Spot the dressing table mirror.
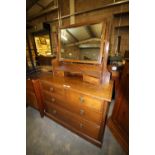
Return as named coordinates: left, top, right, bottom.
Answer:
left=52, top=20, right=111, bottom=85
left=59, top=22, right=105, bottom=64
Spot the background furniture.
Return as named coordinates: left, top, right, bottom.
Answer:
left=26, top=79, right=44, bottom=117
left=108, top=61, right=129, bottom=153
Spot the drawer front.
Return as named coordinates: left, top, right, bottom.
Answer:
left=41, top=81, right=64, bottom=97
left=43, top=90, right=102, bottom=125
left=26, top=91, right=38, bottom=109
left=67, top=90, right=103, bottom=113
left=45, top=101, right=69, bottom=123
left=74, top=106, right=102, bottom=125
left=45, top=101, right=100, bottom=140
left=82, top=120, right=100, bottom=139
left=43, top=90, right=77, bottom=112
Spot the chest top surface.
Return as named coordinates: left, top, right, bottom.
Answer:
left=36, top=72, right=113, bottom=102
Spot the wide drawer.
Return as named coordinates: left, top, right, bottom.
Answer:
left=67, top=90, right=103, bottom=113
left=43, top=90, right=102, bottom=125
left=42, top=90, right=78, bottom=112
left=41, top=81, right=65, bottom=97
left=45, top=101, right=100, bottom=139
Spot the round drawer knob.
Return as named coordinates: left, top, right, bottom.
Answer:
left=52, top=110, right=57, bottom=114
left=80, top=109, right=84, bottom=115
left=80, top=123, right=83, bottom=128
left=79, top=96, right=84, bottom=103
left=50, top=87, right=54, bottom=92
left=51, top=98, right=55, bottom=102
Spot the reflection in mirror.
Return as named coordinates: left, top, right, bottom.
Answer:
left=60, top=23, right=103, bottom=62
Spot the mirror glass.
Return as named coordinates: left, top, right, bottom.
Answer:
left=60, top=23, right=103, bottom=63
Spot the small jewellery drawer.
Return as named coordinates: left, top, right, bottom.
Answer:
left=67, top=90, right=103, bottom=113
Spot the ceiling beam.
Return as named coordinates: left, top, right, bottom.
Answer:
left=27, top=0, right=58, bottom=21
left=46, top=0, right=129, bottom=23
left=27, top=6, right=58, bottom=20
left=66, top=38, right=100, bottom=47
left=43, top=0, right=55, bottom=10
left=66, top=30, right=79, bottom=42
left=26, top=0, right=40, bottom=11
left=36, top=2, right=45, bottom=9
left=85, top=26, right=96, bottom=38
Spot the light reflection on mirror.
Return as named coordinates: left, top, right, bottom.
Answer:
left=60, top=23, right=103, bottom=61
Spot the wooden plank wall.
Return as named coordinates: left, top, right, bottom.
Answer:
left=27, top=0, right=129, bottom=56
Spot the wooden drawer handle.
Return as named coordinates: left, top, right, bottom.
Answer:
left=80, top=123, right=83, bottom=128
left=51, top=98, right=55, bottom=102
left=80, top=109, right=84, bottom=115
left=50, top=87, right=54, bottom=92
left=79, top=96, right=84, bottom=103
left=52, top=110, right=57, bottom=114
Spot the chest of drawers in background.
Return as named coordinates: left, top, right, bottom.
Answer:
left=40, top=78, right=113, bottom=146
left=26, top=79, right=44, bottom=117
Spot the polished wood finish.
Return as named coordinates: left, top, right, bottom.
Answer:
left=38, top=73, right=113, bottom=146
left=54, top=19, right=111, bottom=85
left=45, top=101, right=100, bottom=139
left=40, top=76, right=113, bottom=101
left=26, top=18, right=113, bottom=147
left=26, top=79, right=44, bottom=117
left=26, top=91, right=38, bottom=109
left=108, top=61, right=129, bottom=153
left=83, top=74, right=100, bottom=85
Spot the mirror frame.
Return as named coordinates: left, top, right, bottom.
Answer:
left=58, top=21, right=106, bottom=64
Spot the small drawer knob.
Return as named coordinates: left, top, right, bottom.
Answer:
left=52, top=110, right=57, bottom=114
left=50, top=87, right=54, bottom=92
left=51, top=98, right=55, bottom=102
left=80, top=109, right=84, bottom=115
left=79, top=96, right=84, bottom=103
left=80, top=123, right=83, bottom=128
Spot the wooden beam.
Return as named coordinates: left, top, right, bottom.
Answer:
left=36, top=2, right=45, bottom=9
left=26, top=0, right=40, bottom=11
left=66, top=29, right=79, bottom=42
left=70, top=0, right=75, bottom=24
left=27, top=6, right=58, bottom=20
left=43, top=0, right=55, bottom=10
left=66, top=38, right=100, bottom=47
left=43, top=0, right=129, bottom=23
left=85, top=26, right=96, bottom=38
